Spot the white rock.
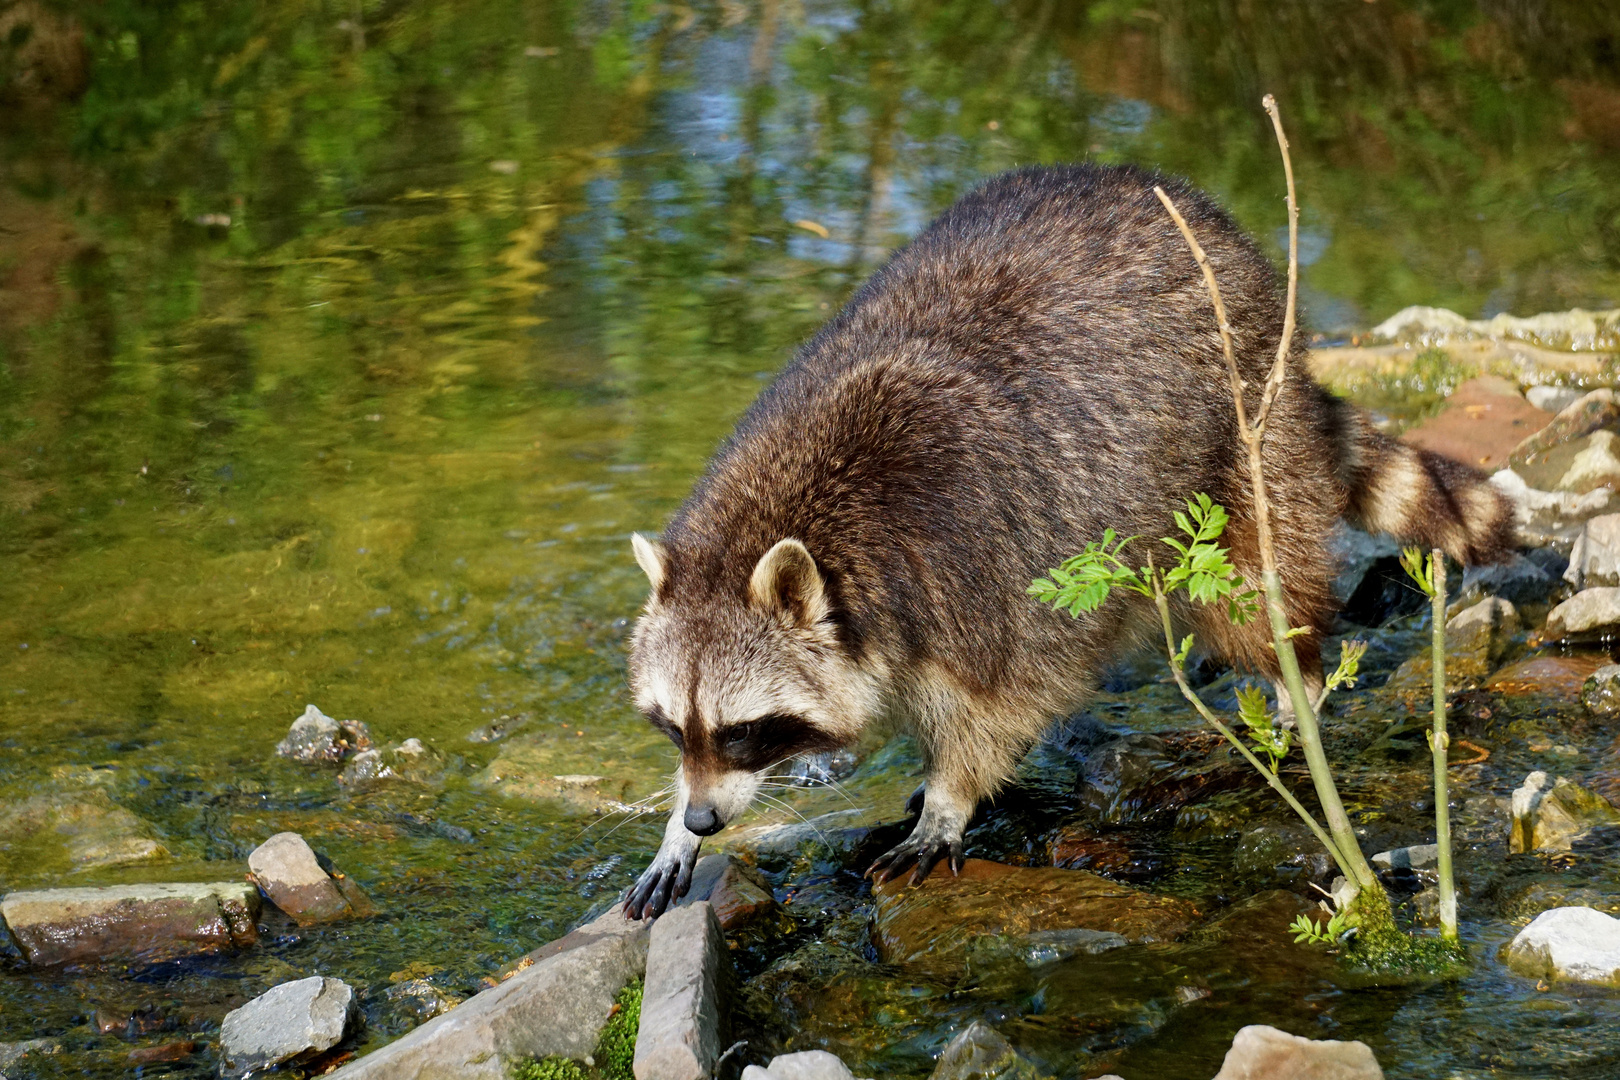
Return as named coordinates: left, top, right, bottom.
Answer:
left=741, top=1050, right=858, bottom=1080
left=219, top=976, right=355, bottom=1078
left=1566, top=514, right=1620, bottom=587
left=1545, top=587, right=1620, bottom=638
left=1505, top=906, right=1620, bottom=985
left=1211, top=1024, right=1384, bottom=1079
left=1492, top=469, right=1614, bottom=530
left=1528, top=385, right=1582, bottom=414
left=634, top=901, right=729, bottom=1080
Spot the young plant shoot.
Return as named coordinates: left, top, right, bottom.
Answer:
left=1401, top=546, right=1459, bottom=942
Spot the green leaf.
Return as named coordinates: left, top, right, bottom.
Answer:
left=1400, top=547, right=1435, bottom=597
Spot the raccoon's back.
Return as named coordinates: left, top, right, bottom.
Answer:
left=665, top=164, right=1292, bottom=595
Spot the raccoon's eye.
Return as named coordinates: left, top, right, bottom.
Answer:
left=724, top=722, right=756, bottom=748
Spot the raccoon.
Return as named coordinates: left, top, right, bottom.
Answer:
left=621, top=163, right=1513, bottom=919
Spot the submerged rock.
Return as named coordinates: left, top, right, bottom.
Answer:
left=871, top=860, right=1197, bottom=973
left=384, top=978, right=463, bottom=1025
left=1509, top=772, right=1620, bottom=853
left=742, top=1050, right=863, bottom=1080
left=219, top=976, right=356, bottom=1079
left=0, top=1039, right=59, bottom=1071
left=1485, top=653, right=1610, bottom=696
left=1582, top=664, right=1620, bottom=719
left=1211, top=1024, right=1384, bottom=1080
left=0, top=881, right=259, bottom=967
left=927, top=1021, right=1043, bottom=1080
left=337, top=739, right=444, bottom=787
left=248, top=832, right=375, bottom=924
left=635, top=901, right=730, bottom=1080
left=0, top=789, right=168, bottom=870
left=276, top=704, right=373, bottom=765
left=1504, top=906, right=1620, bottom=986
left=1545, top=588, right=1620, bottom=639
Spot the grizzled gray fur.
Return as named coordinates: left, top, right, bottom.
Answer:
left=622, top=163, right=1512, bottom=918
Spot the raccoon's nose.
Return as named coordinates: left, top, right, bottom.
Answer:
left=684, top=804, right=725, bottom=836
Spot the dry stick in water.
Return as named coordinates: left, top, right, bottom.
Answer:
left=1428, top=550, right=1459, bottom=940
left=1151, top=95, right=1383, bottom=900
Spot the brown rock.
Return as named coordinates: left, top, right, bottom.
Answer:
left=1048, top=829, right=1164, bottom=882
left=1212, top=1024, right=1384, bottom=1079
left=706, top=860, right=778, bottom=932
left=1485, top=654, right=1611, bottom=697
left=1400, top=376, right=1552, bottom=470
left=871, top=859, right=1197, bottom=972
left=128, top=1041, right=197, bottom=1065
left=248, top=832, right=371, bottom=925
left=0, top=882, right=259, bottom=967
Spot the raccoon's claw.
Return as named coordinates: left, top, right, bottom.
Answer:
left=865, top=832, right=963, bottom=886
left=622, top=850, right=696, bottom=920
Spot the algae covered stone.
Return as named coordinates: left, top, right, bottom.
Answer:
left=0, top=881, right=259, bottom=967
left=1509, top=772, right=1620, bottom=853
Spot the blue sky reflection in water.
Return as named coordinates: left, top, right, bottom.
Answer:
left=1, top=1, right=1620, bottom=1077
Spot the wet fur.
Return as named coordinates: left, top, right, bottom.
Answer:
left=622, top=163, right=1513, bottom=918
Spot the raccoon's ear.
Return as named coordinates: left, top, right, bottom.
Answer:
left=631, top=533, right=669, bottom=596
left=749, top=538, right=829, bottom=627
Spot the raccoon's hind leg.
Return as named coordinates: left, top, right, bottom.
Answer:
left=866, top=777, right=972, bottom=885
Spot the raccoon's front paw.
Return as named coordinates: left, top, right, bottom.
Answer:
left=623, top=849, right=697, bottom=920
left=865, top=827, right=963, bottom=886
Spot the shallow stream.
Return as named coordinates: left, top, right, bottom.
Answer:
left=3, top=2, right=1620, bottom=1077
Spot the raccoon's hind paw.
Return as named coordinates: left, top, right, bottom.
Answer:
left=865, top=829, right=963, bottom=887
left=622, top=849, right=696, bottom=920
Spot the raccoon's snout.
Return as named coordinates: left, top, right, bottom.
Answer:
left=684, top=803, right=726, bottom=836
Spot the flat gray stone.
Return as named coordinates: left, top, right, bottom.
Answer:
left=327, top=904, right=648, bottom=1079
left=220, top=976, right=355, bottom=1078
left=1211, top=1025, right=1383, bottom=1079
left=1372, top=845, right=1439, bottom=871
left=634, top=900, right=729, bottom=1080
left=1505, top=906, right=1620, bottom=985
left=0, top=882, right=259, bottom=967
left=1566, top=515, right=1620, bottom=588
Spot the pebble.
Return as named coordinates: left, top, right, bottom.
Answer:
left=1211, top=1024, right=1384, bottom=1080
left=1505, top=906, right=1620, bottom=985
left=219, top=976, right=356, bottom=1079
left=634, top=901, right=729, bottom=1080
left=1372, top=844, right=1439, bottom=871
left=0, top=882, right=259, bottom=967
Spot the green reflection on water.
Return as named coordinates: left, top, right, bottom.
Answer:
left=2, top=1, right=1620, bottom=1076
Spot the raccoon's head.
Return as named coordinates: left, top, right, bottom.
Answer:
left=626, top=533, right=876, bottom=837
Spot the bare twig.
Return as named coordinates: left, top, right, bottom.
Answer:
left=1154, top=186, right=1250, bottom=436
left=1154, top=98, right=1383, bottom=897
left=1256, top=94, right=1299, bottom=431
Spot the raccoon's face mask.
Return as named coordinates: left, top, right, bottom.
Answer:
left=626, top=534, right=871, bottom=835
